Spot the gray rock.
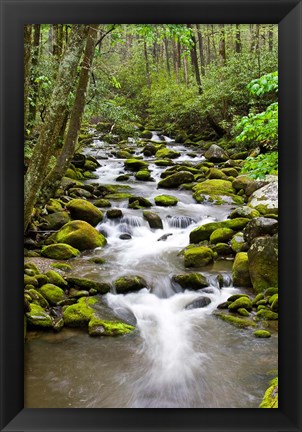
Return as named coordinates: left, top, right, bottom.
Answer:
left=243, top=217, right=278, bottom=243
left=185, top=297, right=211, bottom=310
left=248, top=181, right=278, bottom=214
left=204, top=144, right=229, bottom=162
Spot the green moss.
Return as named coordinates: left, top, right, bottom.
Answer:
left=63, top=297, right=97, bottom=327
left=45, top=270, right=68, bottom=288
left=259, top=377, right=278, bottom=408
left=232, top=252, right=251, bottom=287
left=26, top=303, right=52, bottom=328
left=45, top=198, right=63, bottom=213
left=252, top=293, right=264, bottom=305
left=51, top=263, right=72, bottom=271
left=105, top=193, right=133, bottom=200
left=24, top=262, right=40, bottom=274
left=254, top=330, right=271, bottom=338
left=24, top=275, right=38, bottom=287
left=268, top=293, right=278, bottom=305
left=154, top=195, right=179, bottom=207
left=213, top=243, right=233, bottom=255
left=27, top=288, right=49, bottom=308
left=94, top=199, right=112, bottom=208
left=154, top=159, right=174, bottom=167
left=90, top=257, right=106, bottom=264
left=65, top=277, right=111, bottom=294
left=124, top=159, right=148, bottom=171
left=184, top=246, right=214, bottom=268
left=215, top=312, right=255, bottom=328
left=264, top=287, right=278, bottom=297
left=56, top=220, right=106, bottom=251
left=237, top=308, right=250, bottom=317
left=228, top=296, right=252, bottom=311
left=158, top=171, right=194, bottom=188
left=172, top=273, right=208, bottom=290
left=41, top=243, right=80, bottom=260
left=88, top=316, right=135, bottom=336
left=39, top=284, right=66, bottom=304
left=66, top=199, right=104, bottom=226
left=227, top=294, right=250, bottom=302
left=155, top=148, right=180, bottom=159
left=256, top=309, right=278, bottom=320
left=190, top=218, right=249, bottom=243
left=231, top=232, right=248, bottom=253
left=271, top=296, right=278, bottom=312
left=205, top=168, right=228, bottom=180
left=114, top=275, right=147, bottom=293
left=210, top=228, right=235, bottom=244
left=135, top=170, right=151, bottom=181
left=192, top=179, right=243, bottom=204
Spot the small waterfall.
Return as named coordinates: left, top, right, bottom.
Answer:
left=166, top=215, right=196, bottom=229
left=151, top=131, right=165, bottom=142
left=120, top=215, right=145, bottom=228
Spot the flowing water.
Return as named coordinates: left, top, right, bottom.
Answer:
left=24, top=132, right=278, bottom=408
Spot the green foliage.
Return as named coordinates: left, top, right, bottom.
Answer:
left=241, top=152, right=278, bottom=179
left=247, top=71, right=278, bottom=96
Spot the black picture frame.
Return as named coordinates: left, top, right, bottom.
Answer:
left=0, top=0, right=301, bottom=431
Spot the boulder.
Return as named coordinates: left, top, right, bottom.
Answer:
left=229, top=206, right=260, bottom=220
left=248, top=234, right=278, bottom=293
left=205, top=168, right=228, bottom=180
left=158, top=171, right=194, bottom=188
left=44, top=270, right=68, bottom=288
left=63, top=297, right=98, bottom=327
left=65, top=276, right=111, bottom=294
left=192, top=179, right=243, bottom=204
left=210, top=228, right=235, bottom=244
left=172, top=273, right=208, bottom=290
left=66, top=199, right=104, bottom=226
left=114, top=275, right=147, bottom=293
left=124, top=159, right=148, bottom=171
left=39, top=211, right=70, bottom=230
left=243, top=217, right=278, bottom=243
left=68, top=187, right=92, bottom=199
left=41, top=243, right=80, bottom=260
left=230, top=232, right=249, bottom=253
left=185, top=297, right=211, bottom=309
left=228, top=296, right=252, bottom=311
left=143, top=143, right=157, bottom=156
left=135, top=170, right=152, bottom=181
left=155, top=148, right=180, bottom=159
left=106, top=209, right=123, bottom=219
left=248, top=181, right=278, bottom=215
left=143, top=211, right=163, bottom=229
left=232, top=252, right=251, bottom=287
left=154, top=195, right=178, bottom=206
left=55, top=220, right=107, bottom=251
left=184, top=246, right=214, bottom=268
left=26, top=304, right=52, bottom=328
left=189, top=218, right=249, bottom=243
left=204, top=144, right=229, bottom=162
left=94, top=199, right=112, bottom=208
left=128, top=196, right=152, bottom=208
left=39, top=283, right=66, bottom=304
left=88, top=316, right=135, bottom=336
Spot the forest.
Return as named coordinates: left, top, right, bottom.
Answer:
left=24, top=24, right=278, bottom=409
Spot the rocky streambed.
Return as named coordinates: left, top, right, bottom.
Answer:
left=24, top=129, right=278, bottom=408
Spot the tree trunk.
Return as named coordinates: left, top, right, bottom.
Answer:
left=163, top=36, right=171, bottom=77
left=144, top=41, right=151, bottom=88
left=24, top=24, right=32, bottom=134
left=187, top=24, right=202, bottom=94
left=183, top=51, right=188, bottom=86
left=39, top=24, right=99, bottom=205
left=28, top=24, right=41, bottom=126
left=235, top=24, right=242, bottom=53
left=268, top=24, right=274, bottom=52
left=219, top=24, right=226, bottom=64
left=24, top=25, right=89, bottom=232
left=206, top=25, right=211, bottom=65
left=196, top=24, right=205, bottom=76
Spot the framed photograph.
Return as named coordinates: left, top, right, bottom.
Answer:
left=1, top=0, right=301, bottom=431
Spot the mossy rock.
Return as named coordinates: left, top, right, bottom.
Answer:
left=106, top=209, right=123, bottom=219
left=221, top=167, right=239, bottom=177
left=158, top=171, right=194, bottom=188
left=237, top=308, right=250, bottom=317
left=45, top=270, right=68, bottom=288
left=24, top=262, right=40, bottom=274
left=88, top=316, right=135, bottom=337
left=155, top=148, right=180, bottom=159
left=210, top=228, right=235, bottom=244
left=63, top=297, right=98, bottom=327
left=65, top=168, right=79, bottom=180
left=55, top=220, right=107, bottom=251
left=204, top=144, right=229, bottom=162
left=66, top=199, right=104, bottom=226
left=128, top=196, right=152, bottom=208
left=172, top=273, right=208, bottom=290
left=39, top=283, right=66, bottom=305
left=105, top=193, right=133, bottom=200
left=192, top=179, right=243, bottom=205
left=231, top=232, right=249, bottom=253
left=35, top=274, right=49, bottom=286
left=232, top=175, right=254, bottom=191
left=189, top=218, right=249, bottom=243
left=116, top=150, right=133, bottom=159
left=154, top=195, right=178, bottom=207
left=51, top=263, right=72, bottom=271
left=24, top=275, right=38, bottom=287
left=116, top=174, right=130, bottom=181
left=259, top=377, right=278, bottom=408
left=228, top=296, right=252, bottom=311
left=45, top=198, right=64, bottom=213
left=254, top=330, right=271, bottom=338
left=252, top=293, right=264, bottom=306
left=93, top=199, right=111, bottom=208
left=271, top=295, right=278, bottom=312
left=184, top=246, right=214, bottom=268
left=205, top=168, right=228, bottom=180
left=135, top=170, right=152, bottom=181
left=215, top=312, right=255, bottom=328
left=27, top=288, right=49, bottom=308
left=232, top=252, right=251, bottom=287
left=68, top=187, right=92, bottom=199
left=213, top=243, right=233, bottom=255
left=154, top=159, right=174, bottom=167
left=248, top=234, right=278, bottom=293
left=26, top=303, right=52, bottom=328
left=114, top=275, right=147, bottom=293
left=41, top=243, right=80, bottom=260
left=40, top=211, right=70, bottom=230
left=227, top=294, right=250, bottom=302
left=264, top=287, right=278, bottom=297
left=256, top=309, right=278, bottom=320
left=65, top=277, right=111, bottom=294
left=124, top=159, right=148, bottom=172
left=143, top=211, right=163, bottom=229
left=229, top=206, right=260, bottom=220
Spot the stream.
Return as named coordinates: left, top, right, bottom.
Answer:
left=24, top=132, right=278, bottom=408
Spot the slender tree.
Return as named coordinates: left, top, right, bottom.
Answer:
left=187, top=24, right=202, bottom=94
left=235, top=24, right=242, bottom=53
left=39, top=24, right=99, bottom=205
left=28, top=24, right=41, bottom=126
left=24, top=25, right=89, bottom=232
left=24, top=24, right=32, bottom=133
left=196, top=24, right=205, bottom=76
left=219, top=24, right=226, bottom=64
